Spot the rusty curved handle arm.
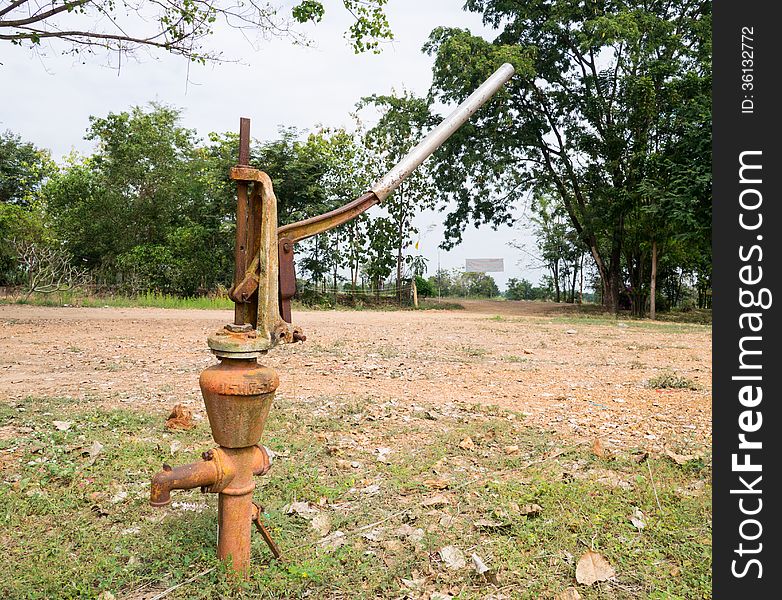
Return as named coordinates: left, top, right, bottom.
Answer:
left=277, top=191, right=379, bottom=245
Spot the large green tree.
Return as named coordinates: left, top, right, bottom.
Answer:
left=424, top=0, right=711, bottom=311
left=43, top=104, right=233, bottom=294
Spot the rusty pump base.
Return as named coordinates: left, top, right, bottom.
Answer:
left=149, top=357, right=281, bottom=575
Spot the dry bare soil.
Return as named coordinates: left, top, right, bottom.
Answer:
left=0, top=301, right=711, bottom=454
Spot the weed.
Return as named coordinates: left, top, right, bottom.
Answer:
left=646, top=372, right=698, bottom=390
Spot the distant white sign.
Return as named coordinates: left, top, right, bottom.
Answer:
left=465, top=258, right=504, bottom=273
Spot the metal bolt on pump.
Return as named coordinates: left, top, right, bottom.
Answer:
left=148, top=63, right=515, bottom=578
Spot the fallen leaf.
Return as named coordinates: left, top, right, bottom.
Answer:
left=395, top=524, right=425, bottom=543
left=471, top=553, right=489, bottom=574
left=519, top=503, right=543, bottom=517
left=317, top=530, right=346, bottom=551
left=439, top=545, right=466, bottom=570
left=286, top=501, right=319, bottom=518
left=591, top=438, right=606, bottom=458
left=503, top=445, right=520, bottom=455
left=430, top=594, right=453, bottom=600
left=382, top=539, right=404, bottom=552
left=400, top=576, right=426, bottom=590
left=421, top=494, right=450, bottom=508
left=458, top=437, right=475, bottom=450
left=470, top=553, right=499, bottom=584
left=630, top=507, right=646, bottom=530
left=575, top=550, right=615, bottom=585
left=439, top=514, right=457, bottom=527
left=376, top=447, right=393, bottom=464
left=554, top=587, right=581, bottom=600
left=665, top=448, right=700, bottom=465
left=423, top=478, right=450, bottom=490
left=53, top=420, right=73, bottom=431
left=361, top=528, right=386, bottom=542
left=311, top=512, right=331, bottom=536
left=631, top=451, right=649, bottom=464
left=474, top=518, right=510, bottom=531
left=83, top=441, right=103, bottom=465
left=110, top=490, right=127, bottom=504
left=169, top=440, right=182, bottom=456
left=164, top=404, right=194, bottom=430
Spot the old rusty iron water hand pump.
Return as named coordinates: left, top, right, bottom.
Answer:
left=148, top=63, right=515, bottom=578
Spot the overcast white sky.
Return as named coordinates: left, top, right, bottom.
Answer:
left=1, top=0, right=544, bottom=287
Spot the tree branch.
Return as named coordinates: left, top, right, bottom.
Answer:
left=0, top=1, right=89, bottom=27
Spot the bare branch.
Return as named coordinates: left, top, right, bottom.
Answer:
left=0, top=1, right=89, bottom=28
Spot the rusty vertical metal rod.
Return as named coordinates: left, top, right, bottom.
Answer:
left=217, top=491, right=254, bottom=576
left=234, top=117, right=253, bottom=325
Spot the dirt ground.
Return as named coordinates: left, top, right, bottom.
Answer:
left=0, top=301, right=711, bottom=454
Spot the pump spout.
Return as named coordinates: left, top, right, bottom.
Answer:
left=149, top=459, right=219, bottom=507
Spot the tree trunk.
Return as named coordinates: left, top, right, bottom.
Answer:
left=578, top=252, right=584, bottom=304
left=333, top=264, right=338, bottom=305
left=570, top=260, right=578, bottom=303
left=650, top=240, right=657, bottom=320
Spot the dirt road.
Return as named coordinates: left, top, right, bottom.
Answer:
left=0, top=303, right=711, bottom=453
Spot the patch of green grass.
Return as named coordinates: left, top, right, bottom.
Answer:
left=7, top=291, right=235, bottom=310
left=459, top=345, right=488, bottom=358
left=528, top=311, right=711, bottom=333
left=0, top=395, right=711, bottom=599
left=646, top=372, right=699, bottom=390
left=502, top=355, right=528, bottom=363
left=415, top=300, right=465, bottom=310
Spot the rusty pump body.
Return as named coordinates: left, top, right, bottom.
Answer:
left=148, top=63, right=515, bottom=578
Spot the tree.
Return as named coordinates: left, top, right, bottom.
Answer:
left=505, top=277, right=533, bottom=301
left=362, top=216, right=396, bottom=297
left=0, top=0, right=392, bottom=62
left=461, top=271, right=499, bottom=297
left=424, top=0, right=711, bottom=312
left=44, top=105, right=203, bottom=275
left=42, top=103, right=239, bottom=295
left=302, top=127, right=374, bottom=293
left=530, top=194, right=583, bottom=303
left=1, top=131, right=55, bottom=283
left=13, top=238, right=87, bottom=300
left=359, top=91, right=436, bottom=301
left=1, top=130, right=54, bottom=207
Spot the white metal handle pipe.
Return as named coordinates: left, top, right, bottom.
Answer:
left=370, top=62, right=515, bottom=202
